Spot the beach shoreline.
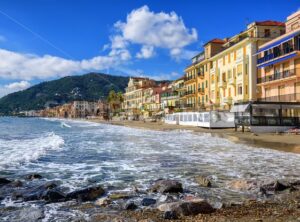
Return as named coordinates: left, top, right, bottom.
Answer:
left=88, top=118, right=300, bottom=154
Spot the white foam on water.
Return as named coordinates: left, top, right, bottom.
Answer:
left=60, top=122, right=71, bottom=128
left=0, top=132, right=64, bottom=169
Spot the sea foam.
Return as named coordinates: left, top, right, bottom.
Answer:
left=0, top=132, right=64, bottom=169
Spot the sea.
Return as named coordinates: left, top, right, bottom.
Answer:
left=0, top=117, right=300, bottom=221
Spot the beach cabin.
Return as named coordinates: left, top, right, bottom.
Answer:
left=164, top=111, right=235, bottom=128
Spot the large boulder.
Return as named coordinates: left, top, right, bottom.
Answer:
left=18, top=181, right=59, bottom=201
left=25, top=174, right=43, bottom=180
left=66, top=185, right=105, bottom=201
left=18, top=207, right=44, bottom=221
left=195, top=176, right=212, bottom=187
left=260, top=180, right=291, bottom=194
left=0, top=178, right=11, bottom=186
left=158, top=200, right=215, bottom=216
left=124, top=201, right=138, bottom=210
left=227, top=179, right=258, bottom=191
left=141, top=198, right=156, bottom=206
left=150, top=179, right=183, bottom=193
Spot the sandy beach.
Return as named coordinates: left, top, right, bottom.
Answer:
left=90, top=119, right=300, bottom=154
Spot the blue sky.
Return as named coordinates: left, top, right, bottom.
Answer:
left=0, top=0, right=299, bottom=97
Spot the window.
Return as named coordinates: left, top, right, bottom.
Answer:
left=228, top=54, right=231, bottom=63
left=237, top=64, right=243, bottom=76
left=223, top=57, right=225, bottom=65
left=238, top=84, right=243, bottom=95
left=206, top=80, right=208, bottom=88
left=245, top=64, right=248, bottom=75
left=264, top=29, right=270, bottom=37
left=228, top=88, right=231, bottom=97
left=206, top=95, right=208, bottom=102
left=245, top=85, right=248, bottom=95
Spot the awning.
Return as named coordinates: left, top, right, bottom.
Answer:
left=252, top=104, right=281, bottom=109
left=257, top=52, right=297, bottom=68
left=257, top=30, right=300, bottom=54
left=230, top=104, right=250, bottom=113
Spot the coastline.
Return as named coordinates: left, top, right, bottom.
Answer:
left=89, top=118, right=300, bottom=154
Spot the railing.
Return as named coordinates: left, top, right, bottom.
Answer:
left=218, top=81, right=227, bottom=87
left=185, top=90, right=196, bottom=95
left=251, top=116, right=300, bottom=126
left=257, top=69, right=297, bottom=84
left=257, top=93, right=300, bottom=102
left=257, top=44, right=298, bottom=64
left=198, top=88, right=204, bottom=93
left=185, top=75, right=196, bottom=81
left=198, top=72, right=204, bottom=78
left=228, top=78, right=236, bottom=85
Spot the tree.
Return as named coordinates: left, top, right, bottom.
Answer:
left=107, top=90, right=124, bottom=115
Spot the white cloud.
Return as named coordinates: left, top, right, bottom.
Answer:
left=111, top=5, right=197, bottom=60
left=136, top=45, right=155, bottom=59
left=5, top=80, right=31, bottom=90
left=0, top=48, right=126, bottom=80
left=0, top=80, right=31, bottom=98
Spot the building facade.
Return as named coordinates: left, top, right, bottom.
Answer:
left=256, top=11, right=300, bottom=103
left=123, top=77, right=156, bottom=117
left=208, top=21, right=285, bottom=110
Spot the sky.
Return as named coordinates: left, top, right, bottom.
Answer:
left=0, top=0, right=299, bottom=98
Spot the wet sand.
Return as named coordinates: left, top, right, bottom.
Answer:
left=89, top=119, right=300, bottom=154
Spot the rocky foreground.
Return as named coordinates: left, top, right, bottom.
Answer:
left=1, top=174, right=300, bottom=221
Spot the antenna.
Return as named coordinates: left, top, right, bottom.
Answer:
left=245, top=17, right=250, bottom=27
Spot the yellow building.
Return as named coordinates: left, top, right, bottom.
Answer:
left=123, top=77, right=156, bottom=117
left=183, top=63, right=197, bottom=110
left=208, top=21, right=285, bottom=110
left=184, top=39, right=225, bottom=111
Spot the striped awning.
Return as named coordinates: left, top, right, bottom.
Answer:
left=257, top=52, right=297, bottom=68
left=257, top=30, right=300, bottom=54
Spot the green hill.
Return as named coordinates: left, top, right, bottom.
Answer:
left=0, top=73, right=129, bottom=115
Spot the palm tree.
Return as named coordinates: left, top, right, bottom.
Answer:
left=107, top=90, right=124, bottom=115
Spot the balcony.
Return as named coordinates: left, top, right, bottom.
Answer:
left=257, top=93, right=300, bottom=102
left=185, top=75, right=196, bottom=82
left=185, top=90, right=196, bottom=96
left=198, top=72, right=204, bottom=79
left=257, top=44, right=298, bottom=65
left=198, top=88, right=205, bottom=94
left=218, top=81, right=227, bottom=88
left=222, top=96, right=233, bottom=104
left=228, top=78, right=236, bottom=85
left=257, top=69, right=297, bottom=84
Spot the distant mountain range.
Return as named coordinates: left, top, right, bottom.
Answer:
left=0, top=73, right=130, bottom=115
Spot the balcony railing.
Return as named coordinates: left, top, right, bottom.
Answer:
left=257, top=93, right=300, bottom=102
left=198, top=88, right=204, bottom=94
left=257, top=44, right=298, bottom=65
left=228, top=78, right=236, bottom=85
left=185, top=90, right=196, bottom=96
left=185, top=75, right=196, bottom=81
left=218, top=81, right=227, bottom=88
left=198, top=72, right=204, bottom=78
left=257, top=69, right=297, bottom=84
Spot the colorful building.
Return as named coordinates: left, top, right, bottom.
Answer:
left=123, top=77, right=156, bottom=118
left=256, top=10, right=300, bottom=102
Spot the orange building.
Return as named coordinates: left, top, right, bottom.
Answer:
left=256, top=10, right=300, bottom=102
